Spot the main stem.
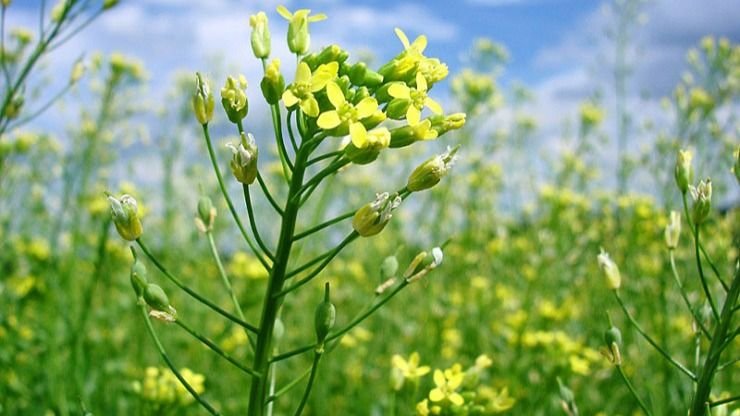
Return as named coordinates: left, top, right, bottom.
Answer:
left=247, top=146, right=308, bottom=416
left=689, top=266, right=740, bottom=416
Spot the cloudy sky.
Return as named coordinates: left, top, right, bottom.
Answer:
left=7, top=0, right=740, bottom=193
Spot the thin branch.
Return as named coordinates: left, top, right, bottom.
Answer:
left=293, top=210, right=355, bottom=241
left=243, top=184, right=275, bottom=260
left=175, top=319, right=260, bottom=378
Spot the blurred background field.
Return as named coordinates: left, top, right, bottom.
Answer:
left=0, top=0, right=738, bottom=415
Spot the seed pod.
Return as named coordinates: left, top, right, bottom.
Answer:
left=352, top=192, right=402, bottom=237
left=108, top=194, right=143, bottom=241
left=407, top=147, right=458, bottom=192
left=314, top=282, right=336, bottom=345
left=226, top=133, right=259, bottom=185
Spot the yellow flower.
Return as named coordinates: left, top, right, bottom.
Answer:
left=391, top=352, right=431, bottom=390
left=429, top=369, right=464, bottom=406
left=282, top=61, right=337, bottom=117
left=388, top=73, right=443, bottom=126
left=479, top=386, right=516, bottom=412
left=317, top=81, right=382, bottom=147
left=597, top=248, right=621, bottom=290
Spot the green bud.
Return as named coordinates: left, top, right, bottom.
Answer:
left=192, top=72, right=215, bottom=125
left=674, top=149, right=693, bottom=194
left=344, top=127, right=391, bottom=165
left=143, top=283, right=171, bottom=312
left=556, top=377, right=578, bottom=415
left=429, top=113, right=467, bottom=136
left=195, top=195, right=216, bottom=233
left=604, top=326, right=622, bottom=347
left=107, top=194, right=143, bottom=241
left=103, top=0, right=119, bottom=10
left=690, top=178, right=712, bottom=225
left=386, top=98, right=411, bottom=120
left=352, top=192, right=402, bottom=237
left=226, top=133, right=259, bottom=185
left=348, top=62, right=367, bottom=85
left=314, top=282, right=335, bottom=345
left=362, top=68, right=384, bottom=88
left=260, top=59, right=285, bottom=105
left=664, top=210, right=681, bottom=249
left=249, top=12, right=271, bottom=59
left=407, top=146, right=458, bottom=192
left=603, top=326, right=622, bottom=365
left=130, top=258, right=148, bottom=298
left=277, top=6, right=327, bottom=55
left=220, top=75, right=249, bottom=123
left=306, top=45, right=348, bottom=69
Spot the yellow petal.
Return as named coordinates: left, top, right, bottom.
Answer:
left=388, top=83, right=410, bottom=99
left=429, top=388, right=445, bottom=402
left=425, top=97, right=443, bottom=115
left=448, top=373, right=463, bottom=389
left=355, top=97, right=378, bottom=119
left=301, top=96, right=319, bottom=117
left=317, top=110, right=341, bottom=130
left=433, top=370, right=445, bottom=387
left=411, top=35, right=428, bottom=53
left=282, top=89, right=299, bottom=107
left=276, top=5, right=292, bottom=20
left=311, top=62, right=338, bottom=91
left=449, top=392, right=465, bottom=406
left=308, top=13, right=327, bottom=22
left=417, top=365, right=431, bottom=376
left=391, top=355, right=405, bottom=369
left=326, top=82, right=345, bottom=108
left=295, top=62, right=311, bottom=84
left=406, top=105, right=421, bottom=126
left=350, top=122, right=368, bottom=148
left=394, top=27, right=410, bottom=49
left=416, top=72, right=428, bottom=92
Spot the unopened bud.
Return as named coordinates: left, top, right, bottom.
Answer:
left=277, top=6, right=327, bottom=55
left=221, top=75, right=249, bottom=123
left=70, top=59, right=86, bottom=84
left=314, top=282, right=335, bottom=347
left=674, top=149, right=693, bottom=194
left=407, top=146, right=458, bottom=192
left=597, top=249, right=621, bottom=290
left=249, top=12, right=271, bottom=59
left=261, top=59, right=285, bottom=105
left=226, top=133, right=259, bottom=185
left=130, top=257, right=148, bottom=298
left=389, top=119, right=438, bottom=148
left=690, top=178, right=712, bottom=225
left=108, top=193, right=143, bottom=241
left=352, top=192, right=402, bottom=237
left=195, top=195, right=216, bottom=233
left=192, top=72, right=215, bottom=125
left=143, top=283, right=173, bottom=313
left=603, top=325, right=622, bottom=365
left=429, top=113, right=466, bottom=136
left=664, top=210, right=681, bottom=249
left=344, top=128, right=390, bottom=165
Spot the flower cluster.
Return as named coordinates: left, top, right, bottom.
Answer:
left=132, top=366, right=205, bottom=407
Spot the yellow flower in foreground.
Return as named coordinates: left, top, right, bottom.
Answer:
left=388, top=73, right=443, bottom=125
left=317, top=81, right=382, bottom=147
left=392, top=352, right=431, bottom=388
left=429, top=369, right=464, bottom=406
left=282, top=61, right=337, bottom=117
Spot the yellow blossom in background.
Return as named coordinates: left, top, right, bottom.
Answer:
left=391, top=352, right=431, bottom=390
left=429, top=368, right=464, bottom=406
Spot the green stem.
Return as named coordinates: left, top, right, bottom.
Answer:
left=682, top=193, right=728, bottom=292
left=710, top=395, right=740, bottom=407
left=689, top=265, right=740, bottom=416
left=206, top=231, right=255, bottom=349
left=296, top=158, right=349, bottom=202
left=614, top=291, right=696, bottom=380
left=694, top=224, right=720, bottom=321
left=293, top=352, right=322, bottom=416
left=616, top=365, right=653, bottom=415
left=264, top=365, right=313, bottom=404
left=257, top=172, right=284, bottom=215
left=174, top=319, right=260, bottom=378
left=136, top=239, right=258, bottom=333
left=138, top=306, right=221, bottom=415
left=274, top=232, right=358, bottom=298
left=669, top=250, right=712, bottom=339
left=201, top=123, right=271, bottom=270
left=292, top=210, right=355, bottom=241
left=307, top=151, right=343, bottom=166
left=243, top=184, right=275, bottom=260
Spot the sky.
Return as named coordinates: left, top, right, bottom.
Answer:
left=6, top=0, right=740, bottom=195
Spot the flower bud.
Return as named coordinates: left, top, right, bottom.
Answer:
left=674, top=149, right=693, bottom=194
left=664, top=210, right=681, bottom=249
left=70, top=59, right=86, bottom=84
left=429, top=113, right=466, bottom=136
left=690, top=178, right=712, bottom=225
left=195, top=195, right=216, bottom=233
left=385, top=98, right=411, bottom=120
left=260, top=59, right=285, bottom=105
left=143, top=283, right=171, bottom=312
left=249, top=12, right=271, bottom=59
left=276, top=6, right=327, bottom=55
left=130, top=257, right=148, bottom=298
left=557, top=377, right=578, bottom=416
left=192, top=72, right=215, bottom=125
left=597, top=249, right=621, bottom=290
left=344, top=128, right=390, bottom=165
left=389, top=119, right=438, bottom=148
left=226, top=133, right=259, bottom=185
left=352, top=192, right=402, bottom=237
left=407, top=146, right=458, bottom=192
left=108, top=193, right=143, bottom=241
left=348, top=62, right=367, bottom=85
left=304, top=45, right=348, bottom=70
left=314, top=282, right=335, bottom=347
left=603, top=326, right=622, bottom=365
left=220, top=75, right=249, bottom=123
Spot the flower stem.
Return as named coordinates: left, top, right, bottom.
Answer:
left=615, top=365, right=653, bottom=416
left=293, top=351, right=322, bottom=416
